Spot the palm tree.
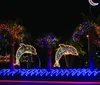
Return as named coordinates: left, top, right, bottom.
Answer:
left=35, top=32, right=59, bottom=70
left=0, top=21, right=25, bottom=70
left=72, top=18, right=99, bottom=69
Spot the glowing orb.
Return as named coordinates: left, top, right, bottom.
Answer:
left=14, top=43, right=37, bottom=66
left=53, top=44, right=79, bottom=67
left=88, top=0, right=99, bottom=6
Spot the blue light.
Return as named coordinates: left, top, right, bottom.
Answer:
left=0, top=68, right=100, bottom=79
left=0, top=35, right=3, bottom=39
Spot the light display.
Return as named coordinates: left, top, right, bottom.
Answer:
left=66, top=40, right=86, bottom=56
left=72, top=22, right=90, bottom=42
left=72, top=20, right=100, bottom=68
left=0, top=23, right=25, bottom=69
left=88, top=0, right=99, bottom=6
left=0, top=24, right=24, bottom=40
left=0, top=54, right=10, bottom=62
left=36, top=33, right=58, bottom=48
left=72, top=21, right=97, bottom=42
left=14, top=43, right=37, bottom=66
left=72, top=21, right=100, bottom=47
left=53, top=44, right=79, bottom=67
left=95, top=26, right=100, bottom=35
left=0, top=68, right=99, bottom=80
left=36, top=33, right=59, bottom=69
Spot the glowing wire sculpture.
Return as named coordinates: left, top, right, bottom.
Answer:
left=53, top=44, right=79, bottom=67
left=88, top=0, right=99, bottom=6
left=14, top=43, right=37, bottom=66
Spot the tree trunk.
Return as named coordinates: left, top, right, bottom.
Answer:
left=88, top=29, right=95, bottom=69
left=47, top=48, right=52, bottom=70
left=10, top=37, right=15, bottom=70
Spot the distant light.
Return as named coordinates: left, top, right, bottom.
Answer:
left=0, top=35, right=3, bottom=39
left=86, top=35, right=89, bottom=38
left=96, top=52, right=98, bottom=55
left=96, top=51, right=99, bottom=55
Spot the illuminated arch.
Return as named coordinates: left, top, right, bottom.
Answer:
left=14, top=43, right=37, bottom=66
left=53, top=44, right=79, bottom=67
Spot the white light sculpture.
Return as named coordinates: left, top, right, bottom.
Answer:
left=88, top=0, right=99, bottom=6
left=53, top=44, right=79, bottom=67
left=14, top=43, right=37, bottom=66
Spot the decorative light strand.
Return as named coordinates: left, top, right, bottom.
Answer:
left=72, top=21, right=97, bottom=42
left=0, top=68, right=99, bottom=77
left=53, top=44, right=79, bottom=67
left=14, top=43, right=37, bottom=66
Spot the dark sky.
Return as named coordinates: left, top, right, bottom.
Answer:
left=0, top=0, right=99, bottom=42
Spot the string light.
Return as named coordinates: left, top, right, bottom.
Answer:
left=36, top=33, right=58, bottom=48
left=72, top=21, right=97, bottom=42
left=14, top=43, right=37, bottom=66
left=0, top=68, right=99, bottom=78
left=53, top=44, right=79, bottom=67
left=0, top=24, right=24, bottom=40
left=0, top=54, right=10, bottom=63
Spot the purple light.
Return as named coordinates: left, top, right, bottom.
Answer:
left=0, top=80, right=100, bottom=84
left=0, top=35, right=3, bottom=39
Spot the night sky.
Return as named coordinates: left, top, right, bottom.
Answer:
left=0, top=0, right=99, bottom=42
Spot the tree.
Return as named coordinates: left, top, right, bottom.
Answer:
left=72, top=18, right=99, bottom=69
left=0, top=21, right=25, bottom=70
left=35, top=32, right=59, bottom=70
